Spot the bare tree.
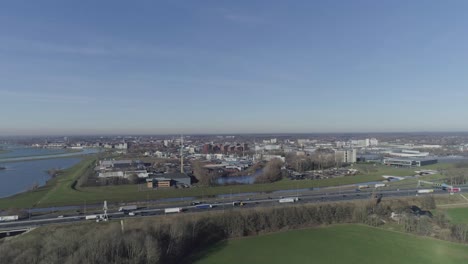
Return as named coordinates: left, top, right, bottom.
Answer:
left=255, top=158, right=284, bottom=183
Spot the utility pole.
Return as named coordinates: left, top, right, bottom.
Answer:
left=102, top=200, right=108, bottom=221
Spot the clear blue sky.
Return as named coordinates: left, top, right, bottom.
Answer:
left=1, top=0, right=468, bottom=135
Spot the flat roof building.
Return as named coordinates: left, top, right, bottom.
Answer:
left=383, top=157, right=438, bottom=167
left=335, top=149, right=357, bottom=163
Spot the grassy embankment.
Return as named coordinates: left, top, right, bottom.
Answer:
left=0, top=159, right=457, bottom=209
left=196, top=224, right=468, bottom=264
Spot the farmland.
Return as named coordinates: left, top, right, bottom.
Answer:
left=196, top=224, right=468, bottom=264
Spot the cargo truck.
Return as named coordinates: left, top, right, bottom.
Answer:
left=0, top=215, right=19, bottom=222
left=118, top=205, right=138, bottom=212
left=375, top=183, right=386, bottom=188
left=279, top=197, right=299, bottom=203
left=85, top=215, right=98, bottom=220
left=448, top=187, right=461, bottom=193
left=358, top=185, right=369, bottom=190
left=164, top=208, right=182, bottom=214
left=417, top=189, right=434, bottom=194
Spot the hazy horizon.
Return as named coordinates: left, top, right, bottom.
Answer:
left=2, top=1, right=468, bottom=135
left=2, top=130, right=468, bottom=138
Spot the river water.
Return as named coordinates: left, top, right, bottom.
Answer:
left=216, top=169, right=264, bottom=185
left=0, top=145, right=98, bottom=198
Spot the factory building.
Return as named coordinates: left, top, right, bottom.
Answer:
left=146, top=173, right=191, bottom=188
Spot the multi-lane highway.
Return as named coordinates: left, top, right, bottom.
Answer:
left=1, top=186, right=464, bottom=234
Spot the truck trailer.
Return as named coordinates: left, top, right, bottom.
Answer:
left=417, top=189, right=434, bottom=194
left=279, top=197, right=299, bottom=203
left=164, top=208, right=182, bottom=214
left=0, top=215, right=19, bottom=222
left=85, top=215, right=98, bottom=220
left=118, top=205, right=138, bottom=212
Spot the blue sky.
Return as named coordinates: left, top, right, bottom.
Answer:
left=1, top=0, right=468, bottom=135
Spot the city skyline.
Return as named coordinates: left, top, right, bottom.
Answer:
left=2, top=1, right=468, bottom=135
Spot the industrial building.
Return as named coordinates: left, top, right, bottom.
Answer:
left=383, top=157, right=438, bottom=167
left=96, top=160, right=151, bottom=171
left=98, top=170, right=149, bottom=179
left=146, top=173, right=191, bottom=188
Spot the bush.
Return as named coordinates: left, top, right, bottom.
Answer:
left=421, top=195, right=436, bottom=210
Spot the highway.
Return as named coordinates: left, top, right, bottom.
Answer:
left=0, top=186, right=462, bottom=233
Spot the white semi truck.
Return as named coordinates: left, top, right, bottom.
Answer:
left=279, top=197, right=299, bottom=203
left=164, top=208, right=183, bottom=214
left=417, top=189, right=434, bottom=194
left=118, top=205, right=138, bottom=212
left=85, top=215, right=98, bottom=220
left=0, top=215, right=19, bottom=222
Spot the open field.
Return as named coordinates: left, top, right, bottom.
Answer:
left=0, top=159, right=461, bottom=209
left=445, top=207, right=468, bottom=224
left=195, top=224, right=468, bottom=264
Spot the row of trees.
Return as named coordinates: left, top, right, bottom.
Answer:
left=285, top=150, right=337, bottom=172
left=75, top=161, right=99, bottom=188
left=192, top=159, right=285, bottom=186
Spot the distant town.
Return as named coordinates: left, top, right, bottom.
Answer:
left=3, top=133, right=468, bottom=190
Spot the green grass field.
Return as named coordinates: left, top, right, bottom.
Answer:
left=195, top=225, right=468, bottom=264
left=446, top=207, right=468, bottom=224
left=0, top=159, right=458, bottom=209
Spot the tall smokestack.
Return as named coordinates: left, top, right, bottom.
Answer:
left=180, top=135, right=184, bottom=173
